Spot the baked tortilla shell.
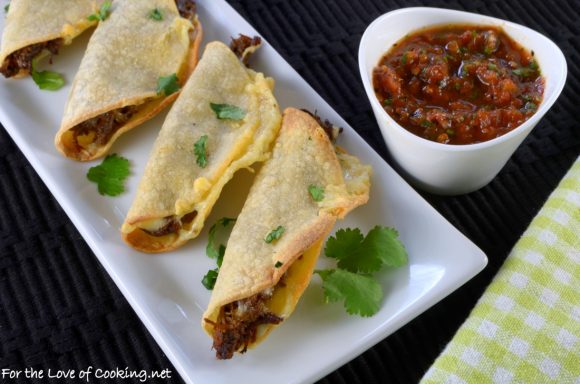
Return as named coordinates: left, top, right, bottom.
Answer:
left=0, top=0, right=102, bottom=78
left=202, top=108, right=372, bottom=355
left=122, top=41, right=282, bottom=253
left=55, top=0, right=202, bottom=161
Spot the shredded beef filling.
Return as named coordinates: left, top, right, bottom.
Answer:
left=230, top=35, right=262, bottom=66
left=175, top=0, right=196, bottom=21
left=142, top=211, right=197, bottom=237
left=208, top=290, right=283, bottom=360
left=70, top=105, right=139, bottom=151
left=300, top=109, right=343, bottom=142
left=0, top=38, right=63, bottom=78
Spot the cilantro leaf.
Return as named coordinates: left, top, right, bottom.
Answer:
left=4, top=4, right=9, bottom=13
left=326, top=226, right=408, bottom=273
left=315, top=269, right=383, bottom=317
left=206, top=217, right=236, bottom=262
left=31, top=69, right=64, bottom=90
left=156, top=73, right=180, bottom=96
left=265, top=225, right=285, bottom=243
left=275, top=261, right=283, bottom=268
left=201, top=268, right=219, bottom=290
left=325, top=227, right=363, bottom=262
left=308, top=184, right=325, bottom=202
left=86, top=154, right=130, bottom=196
left=194, top=135, right=208, bottom=168
left=202, top=218, right=236, bottom=290
left=87, top=1, right=111, bottom=21
left=148, top=8, right=163, bottom=21
left=210, top=103, right=246, bottom=120
left=31, top=58, right=64, bottom=91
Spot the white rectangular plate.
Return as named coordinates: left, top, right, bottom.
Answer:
left=0, top=1, right=487, bottom=383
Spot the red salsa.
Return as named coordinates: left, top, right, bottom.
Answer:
left=373, top=25, right=544, bottom=144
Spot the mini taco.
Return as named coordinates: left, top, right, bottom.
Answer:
left=55, top=0, right=202, bottom=161
left=122, top=39, right=282, bottom=253
left=202, top=108, right=372, bottom=359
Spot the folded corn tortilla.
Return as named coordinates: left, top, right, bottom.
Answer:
left=202, top=108, right=372, bottom=359
left=55, top=0, right=202, bottom=161
left=0, top=0, right=102, bottom=78
left=121, top=41, right=282, bottom=253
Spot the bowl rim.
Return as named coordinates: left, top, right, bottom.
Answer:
left=358, top=6, right=568, bottom=153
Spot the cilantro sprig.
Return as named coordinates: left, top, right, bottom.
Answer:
left=157, top=73, right=180, bottom=96
left=194, top=135, right=208, bottom=168
left=206, top=217, right=236, bottom=263
left=31, top=58, right=64, bottom=91
left=148, top=8, right=163, bottom=21
left=87, top=1, right=111, bottom=22
left=86, top=154, right=130, bottom=196
left=210, top=103, right=246, bottom=120
left=202, top=217, right=236, bottom=290
left=326, top=226, right=408, bottom=273
left=315, top=225, right=408, bottom=317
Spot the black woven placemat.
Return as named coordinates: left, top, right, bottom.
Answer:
left=1, top=0, right=578, bottom=383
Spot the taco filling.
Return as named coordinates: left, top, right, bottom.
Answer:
left=0, top=38, right=62, bottom=77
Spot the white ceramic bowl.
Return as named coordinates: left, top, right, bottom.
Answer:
left=359, top=7, right=567, bottom=195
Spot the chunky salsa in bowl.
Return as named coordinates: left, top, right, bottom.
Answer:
left=373, top=25, right=544, bottom=145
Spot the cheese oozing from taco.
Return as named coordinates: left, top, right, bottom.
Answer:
left=121, top=40, right=282, bottom=253
left=55, top=0, right=202, bottom=161
left=202, top=108, right=372, bottom=359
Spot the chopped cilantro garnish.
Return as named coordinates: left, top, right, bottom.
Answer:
left=315, top=269, right=382, bottom=317
left=210, top=103, right=247, bottom=120
left=148, top=8, right=163, bottom=20
left=487, top=63, right=498, bottom=72
left=156, top=73, right=180, bottom=96
left=421, top=120, right=433, bottom=128
left=318, top=226, right=408, bottom=317
left=202, top=217, right=237, bottom=290
left=86, top=154, right=130, bottom=196
left=265, top=226, right=285, bottom=243
left=30, top=58, right=64, bottom=91
left=401, top=52, right=408, bottom=65
left=87, top=1, right=111, bottom=21
left=275, top=261, right=283, bottom=268
left=308, top=184, right=325, bottom=202
left=206, top=217, right=236, bottom=263
left=194, top=135, right=208, bottom=168
left=383, top=98, right=393, bottom=106
left=31, top=68, right=64, bottom=90
left=446, top=129, right=456, bottom=136
left=4, top=3, right=9, bottom=13
left=201, top=268, right=219, bottom=290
